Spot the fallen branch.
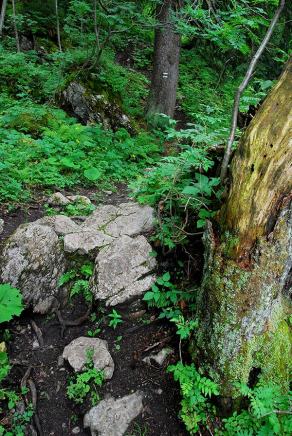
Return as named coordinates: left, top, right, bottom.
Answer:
left=220, top=0, right=286, bottom=182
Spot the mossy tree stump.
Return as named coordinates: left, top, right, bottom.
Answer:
left=194, top=61, right=292, bottom=396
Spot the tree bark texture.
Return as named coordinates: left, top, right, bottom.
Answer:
left=146, top=0, right=181, bottom=121
left=194, top=61, right=292, bottom=396
left=0, top=0, right=7, bottom=36
left=11, top=0, right=20, bottom=52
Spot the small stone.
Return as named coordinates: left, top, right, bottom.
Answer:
left=48, top=192, right=70, bottom=206
left=103, top=190, right=113, bottom=195
left=62, top=337, right=114, bottom=379
left=57, top=355, right=64, bottom=367
left=143, top=348, right=173, bottom=366
left=84, top=392, right=144, bottom=436
left=72, top=426, right=80, bottom=434
left=32, top=339, right=40, bottom=349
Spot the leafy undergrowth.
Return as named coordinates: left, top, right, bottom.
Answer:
left=0, top=98, right=161, bottom=205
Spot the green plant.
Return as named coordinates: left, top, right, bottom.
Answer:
left=144, top=272, right=194, bottom=315
left=67, top=349, right=104, bottom=405
left=168, top=362, right=219, bottom=434
left=221, top=382, right=292, bottom=435
left=170, top=315, right=198, bottom=340
left=108, top=309, right=123, bottom=329
left=58, top=262, right=94, bottom=304
left=132, top=140, right=221, bottom=249
left=0, top=284, right=24, bottom=323
left=114, top=335, right=123, bottom=351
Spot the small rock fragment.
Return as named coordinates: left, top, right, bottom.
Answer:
left=62, top=337, right=114, bottom=379
left=71, top=426, right=80, bottom=434
left=143, top=348, right=173, bottom=366
left=84, top=392, right=144, bottom=436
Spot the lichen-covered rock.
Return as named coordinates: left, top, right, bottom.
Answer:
left=91, top=235, right=156, bottom=306
left=37, top=215, right=80, bottom=236
left=62, top=82, right=132, bottom=132
left=0, top=219, right=4, bottom=235
left=67, top=195, right=92, bottom=205
left=104, top=202, right=154, bottom=238
left=62, top=337, right=114, bottom=379
left=84, top=392, right=144, bottom=436
left=48, top=192, right=70, bottom=206
left=0, top=222, right=66, bottom=313
left=64, top=231, right=113, bottom=255
left=82, top=202, right=155, bottom=237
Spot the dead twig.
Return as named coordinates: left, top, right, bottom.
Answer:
left=56, top=303, right=92, bottom=337
left=142, top=336, right=173, bottom=354
left=30, top=320, right=44, bottom=347
left=220, top=0, right=286, bottom=182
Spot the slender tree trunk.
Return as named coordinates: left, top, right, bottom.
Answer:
left=55, top=0, right=62, bottom=52
left=146, top=0, right=181, bottom=122
left=194, top=60, right=292, bottom=396
left=11, top=0, right=20, bottom=52
left=0, top=0, right=8, bottom=36
left=93, top=0, right=100, bottom=49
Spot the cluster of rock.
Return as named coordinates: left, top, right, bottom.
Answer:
left=61, top=335, right=172, bottom=435
left=0, top=200, right=156, bottom=312
left=0, top=198, right=160, bottom=435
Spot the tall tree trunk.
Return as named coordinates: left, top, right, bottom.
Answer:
left=11, top=0, right=20, bottom=52
left=194, top=60, right=292, bottom=396
left=146, top=0, right=181, bottom=123
left=55, top=0, right=62, bottom=52
left=0, top=0, right=8, bottom=36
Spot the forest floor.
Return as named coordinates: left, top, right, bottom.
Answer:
left=1, top=186, right=189, bottom=436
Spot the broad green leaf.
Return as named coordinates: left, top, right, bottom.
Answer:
left=0, top=284, right=24, bottom=323
left=84, top=168, right=102, bottom=181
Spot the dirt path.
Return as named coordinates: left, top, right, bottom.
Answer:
left=1, top=186, right=188, bottom=436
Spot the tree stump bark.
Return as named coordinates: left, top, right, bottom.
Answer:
left=194, top=60, right=292, bottom=396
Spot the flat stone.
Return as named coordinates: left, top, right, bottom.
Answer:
left=0, top=222, right=67, bottom=313
left=62, top=337, right=114, bottom=379
left=105, top=202, right=154, bottom=238
left=48, top=192, right=70, bottom=206
left=82, top=205, right=119, bottom=230
left=91, top=235, right=156, bottom=306
left=37, top=215, right=80, bottom=236
left=63, top=231, right=113, bottom=254
left=84, top=392, right=144, bottom=436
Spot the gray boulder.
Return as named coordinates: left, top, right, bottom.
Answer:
left=0, top=218, right=4, bottom=235
left=84, top=392, right=144, bottom=436
left=62, top=82, right=132, bottom=132
left=91, top=235, right=156, bottom=306
left=62, top=337, right=114, bottom=380
left=0, top=222, right=66, bottom=313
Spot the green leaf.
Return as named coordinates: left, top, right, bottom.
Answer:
left=162, top=272, right=171, bottom=282
left=84, top=168, right=102, bottom=181
left=197, top=219, right=206, bottom=229
left=0, top=284, right=24, bottom=323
